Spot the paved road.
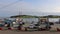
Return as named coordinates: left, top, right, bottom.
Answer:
left=0, top=30, right=60, bottom=34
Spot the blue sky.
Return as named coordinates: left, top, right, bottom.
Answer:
left=0, top=0, right=60, bottom=17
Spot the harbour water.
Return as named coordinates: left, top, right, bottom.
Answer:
left=1, top=18, right=60, bottom=23
left=8, top=18, right=38, bottom=23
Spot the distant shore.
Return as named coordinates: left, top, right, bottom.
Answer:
left=10, top=15, right=60, bottom=18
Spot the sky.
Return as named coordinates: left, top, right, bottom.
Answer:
left=0, top=0, right=60, bottom=17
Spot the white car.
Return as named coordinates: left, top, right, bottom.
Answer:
left=28, top=24, right=35, bottom=29
left=38, top=23, right=47, bottom=30
left=50, top=24, right=60, bottom=31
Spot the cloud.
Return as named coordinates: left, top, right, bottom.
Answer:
left=54, top=7, right=60, bottom=12
left=0, top=0, right=60, bottom=17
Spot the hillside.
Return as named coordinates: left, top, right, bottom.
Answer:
left=10, top=15, right=60, bottom=18
left=40, top=15, right=60, bottom=18
left=10, top=15, right=39, bottom=18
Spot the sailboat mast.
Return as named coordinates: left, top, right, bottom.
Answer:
left=19, top=0, right=22, bottom=18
